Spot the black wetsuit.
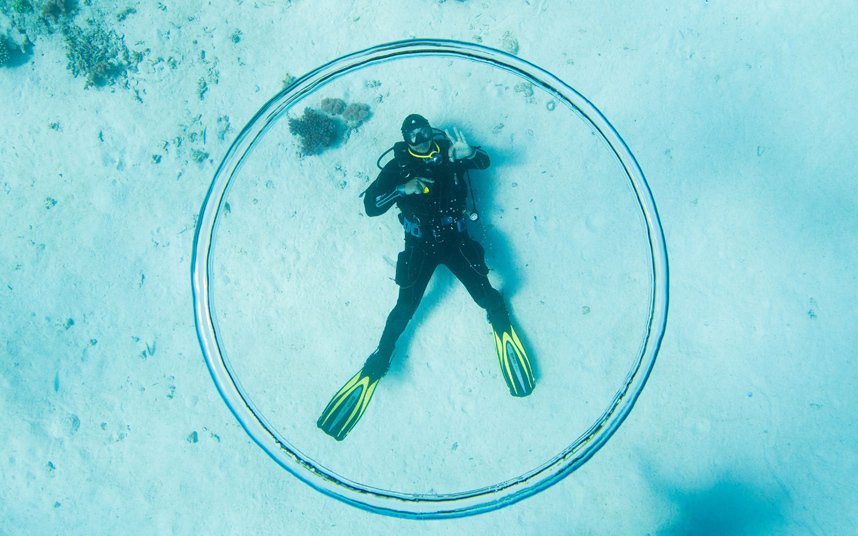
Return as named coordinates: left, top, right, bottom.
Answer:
left=363, top=138, right=510, bottom=373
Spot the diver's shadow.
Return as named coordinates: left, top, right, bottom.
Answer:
left=469, top=142, right=526, bottom=301
left=660, top=476, right=787, bottom=535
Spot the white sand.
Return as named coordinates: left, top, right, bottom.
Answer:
left=1, top=1, right=857, bottom=534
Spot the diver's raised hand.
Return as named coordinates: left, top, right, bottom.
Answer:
left=396, top=176, right=434, bottom=195
left=445, top=127, right=475, bottom=161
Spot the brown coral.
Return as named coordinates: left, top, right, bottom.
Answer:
left=288, top=108, right=342, bottom=155
left=342, top=102, right=371, bottom=128
left=320, top=97, right=346, bottom=116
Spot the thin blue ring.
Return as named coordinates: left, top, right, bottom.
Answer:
left=191, top=39, right=669, bottom=519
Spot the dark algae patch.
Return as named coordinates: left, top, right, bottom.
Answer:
left=64, top=20, right=141, bottom=87
left=0, top=1, right=142, bottom=87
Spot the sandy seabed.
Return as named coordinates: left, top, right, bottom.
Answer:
left=2, top=1, right=857, bottom=534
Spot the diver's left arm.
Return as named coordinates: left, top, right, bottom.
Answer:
left=446, top=126, right=489, bottom=170
left=457, top=147, right=489, bottom=170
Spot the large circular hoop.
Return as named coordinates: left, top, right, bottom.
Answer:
left=192, top=39, right=669, bottom=519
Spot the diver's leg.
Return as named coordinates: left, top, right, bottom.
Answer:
left=446, top=237, right=510, bottom=328
left=318, top=246, right=436, bottom=441
left=371, top=245, right=437, bottom=375
left=447, top=237, right=535, bottom=396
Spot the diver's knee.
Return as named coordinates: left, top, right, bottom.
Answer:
left=390, top=300, right=419, bottom=322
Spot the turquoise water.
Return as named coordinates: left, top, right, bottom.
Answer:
left=2, top=1, right=857, bottom=534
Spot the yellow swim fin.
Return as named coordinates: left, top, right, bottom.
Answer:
left=492, top=323, right=536, bottom=397
left=317, top=349, right=388, bottom=441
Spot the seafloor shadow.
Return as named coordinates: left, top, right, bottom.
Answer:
left=468, top=141, right=526, bottom=300
left=660, top=476, right=786, bottom=535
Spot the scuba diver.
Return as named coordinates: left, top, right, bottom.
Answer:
left=317, top=114, right=535, bottom=441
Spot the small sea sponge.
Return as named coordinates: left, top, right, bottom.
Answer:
left=342, top=102, right=371, bottom=128
left=514, top=81, right=534, bottom=98
left=288, top=108, right=342, bottom=155
left=320, top=97, right=346, bottom=116
left=502, top=31, right=520, bottom=56
left=64, top=22, right=139, bottom=87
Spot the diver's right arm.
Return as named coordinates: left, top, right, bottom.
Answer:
left=364, top=163, right=406, bottom=217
